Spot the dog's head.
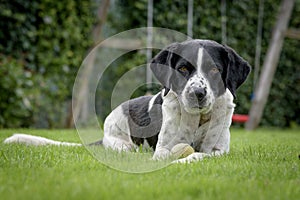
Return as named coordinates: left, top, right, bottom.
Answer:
left=150, top=39, right=251, bottom=114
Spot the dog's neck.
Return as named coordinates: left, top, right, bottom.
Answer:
left=199, top=112, right=212, bottom=126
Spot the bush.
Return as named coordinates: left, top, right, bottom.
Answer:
left=0, top=0, right=95, bottom=128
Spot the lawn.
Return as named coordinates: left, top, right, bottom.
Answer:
left=0, top=128, right=299, bottom=200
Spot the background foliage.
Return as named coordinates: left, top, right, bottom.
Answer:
left=0, top=0, right=95, bottom=128
left=0, top=0, right=299, bottom=128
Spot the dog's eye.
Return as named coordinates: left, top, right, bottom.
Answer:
left=211, top=68, right=219, bottom=73
left=178, top=66, right=188, bottom=73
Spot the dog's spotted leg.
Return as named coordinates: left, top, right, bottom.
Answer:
left=153, top=90, right=200, bottom=160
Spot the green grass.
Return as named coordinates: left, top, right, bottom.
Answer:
left=0, top=129, right=299, bottom=200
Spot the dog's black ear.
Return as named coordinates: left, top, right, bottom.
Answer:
left=225, top=45, right=251, bottom=98
left=150, top=43, right=179, bottom=95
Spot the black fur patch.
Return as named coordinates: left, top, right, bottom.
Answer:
left=121, top=94, right=163, bottom=149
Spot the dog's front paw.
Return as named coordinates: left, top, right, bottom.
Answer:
left=172, top=152, right=211, bottom=164
left=152, top=148, right=171, bottom=160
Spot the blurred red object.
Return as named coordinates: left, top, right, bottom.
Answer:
left=232, top=114, right=249, bottom=123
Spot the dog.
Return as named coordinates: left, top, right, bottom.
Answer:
left=4, top=39, right=250, bottom=163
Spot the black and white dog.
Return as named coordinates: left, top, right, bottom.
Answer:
left=4, top=39, right=250, bottom=163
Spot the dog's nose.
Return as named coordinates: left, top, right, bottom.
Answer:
left=193, top=88, right=206, bottom=101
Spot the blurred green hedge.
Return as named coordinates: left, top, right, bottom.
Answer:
left=0, top=0, right=95, bottom=128
left=106, top=0, right=300, bottom=127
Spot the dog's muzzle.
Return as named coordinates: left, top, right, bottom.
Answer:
left=180, top=74, right=214, bottom=114
left=187, top=86, right=208, bottom=108
left=191, top=87, right=207, bottom=102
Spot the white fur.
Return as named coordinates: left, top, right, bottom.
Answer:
left=153, top=89, right=234, bottom=162
left=3, top=133, right=81, bottom=146
left=102, top=105, right=134, bottom=151
left=148, top=93, right=160, bottom=112
left=197, top=48, right=203, bottom=76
